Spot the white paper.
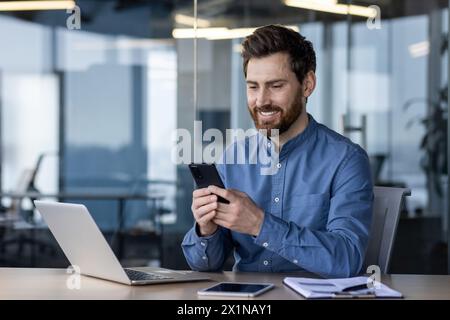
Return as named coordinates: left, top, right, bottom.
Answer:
left=283, top=276, right=403, bottom=299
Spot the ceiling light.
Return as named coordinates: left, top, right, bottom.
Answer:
left=0, top=1, right=76, bottom=11
left=175, top=14, right=211, bottom=28
left=172, top=25, right=300, bottom=40
left=283, top=0, right=377, bottom=18
left=172, top=27, right=229, bottom=39
left=408, top=41, right=429, bottom=58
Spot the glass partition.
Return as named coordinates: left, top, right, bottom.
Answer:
left=188, top=0, right=448, bottom=274
left=0, top=0, right=448, bottom=273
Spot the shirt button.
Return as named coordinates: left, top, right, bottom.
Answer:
left=263, top=260, right=269, bottom=266
left=202, top=256, right=207, bottom=260
left=277, top=163, right=282, bottom=169
left=274, top=197, right=279, bottom=203
left=262, top=242, right=269, bottom=248
left=200, top=242, right=206, bottom=246
left=293, top=259, right=298, bottom=264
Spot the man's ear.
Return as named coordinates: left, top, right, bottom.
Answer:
left=302, top=71, right=316, bottom=98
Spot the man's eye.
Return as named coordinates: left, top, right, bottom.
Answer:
left=248, top=86, right=257, bottom=90
left=272, top=85, right=283, bottom=88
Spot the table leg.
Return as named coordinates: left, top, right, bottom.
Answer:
left=117, top=199, right=125, bottom=260
left=157, top=199, right=164, bottom=266
left=31, top=227, right=36, bottom=267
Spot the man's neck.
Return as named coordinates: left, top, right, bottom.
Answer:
left=273, top=112, right=309, bottom=151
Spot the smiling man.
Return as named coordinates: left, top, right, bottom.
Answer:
left=182, top=25, right=373, bottom=278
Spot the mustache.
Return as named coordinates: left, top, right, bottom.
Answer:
left=254, top=105, right=283, bottom=113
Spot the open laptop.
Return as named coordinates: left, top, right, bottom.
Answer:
left=34, top=200, right=209, bottom=285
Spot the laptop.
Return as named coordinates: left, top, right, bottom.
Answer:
left=34, top=200, right=209, bottom=285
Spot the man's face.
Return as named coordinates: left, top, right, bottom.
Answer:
left=246, top=52, right=304, bottom=136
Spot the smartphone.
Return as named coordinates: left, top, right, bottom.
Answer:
left=197, top=282, right=274, bottom=297
left=188, top=163, right=229, bottom=203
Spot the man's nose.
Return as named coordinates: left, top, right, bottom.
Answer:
left=255, top=88, right=271, bottom=108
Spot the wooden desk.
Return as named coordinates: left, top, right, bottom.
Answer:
left=0, top=268, right=448, bottom=300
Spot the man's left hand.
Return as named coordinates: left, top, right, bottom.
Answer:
left=207, top=185, right=264, bottom=236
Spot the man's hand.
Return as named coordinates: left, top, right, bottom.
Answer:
left=208, top=185, right=264, bottom=236
left=191, top=188, right=219, bottom=236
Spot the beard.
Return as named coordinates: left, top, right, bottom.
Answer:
left=248, top=90, right=305, bottom=137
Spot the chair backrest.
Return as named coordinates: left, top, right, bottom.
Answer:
left=363, top=186, right=411, bottom=274
left=7, top=169, right=35, bottom=215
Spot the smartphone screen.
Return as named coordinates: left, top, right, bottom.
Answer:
left=198, top=282, right=274, bottom=297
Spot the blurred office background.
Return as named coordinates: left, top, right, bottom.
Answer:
left=0, top=0, right=448, bottom=274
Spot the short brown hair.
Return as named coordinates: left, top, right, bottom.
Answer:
left=241, top=25, right=316, bottom=84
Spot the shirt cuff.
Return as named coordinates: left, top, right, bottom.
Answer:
left=254, top=212, right=289, bottom=252
left=194, top=223, right=220, bottom=240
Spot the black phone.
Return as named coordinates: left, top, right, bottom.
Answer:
left=188, top=163, right=229, bottom=203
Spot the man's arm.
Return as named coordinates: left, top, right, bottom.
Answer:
left=254, top=148, right=373, bottom=277
left=181, top=164, right=235, bottom=271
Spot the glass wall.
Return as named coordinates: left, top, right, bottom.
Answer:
left=0, top=0, right=448, bottom=273
left=0, top=3, right=181, bottom=267
left=186, top=0, right=448, bottom=273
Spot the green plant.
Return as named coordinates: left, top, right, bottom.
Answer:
left=404, top=86, right=448, bottom=196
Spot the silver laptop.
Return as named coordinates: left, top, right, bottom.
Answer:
left=34, top=200, right=209, bottom=285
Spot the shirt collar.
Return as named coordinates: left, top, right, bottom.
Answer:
left=278, top=113, right=318, bottom=159
left=253, top=113, right=318, bottom=161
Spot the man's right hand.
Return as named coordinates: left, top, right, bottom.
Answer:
left=191, top=188, right=218, bottom=236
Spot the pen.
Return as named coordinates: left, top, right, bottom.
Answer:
left=332, top=292, right=376, bottom=299
left=342, top=283, right=369, bottom=292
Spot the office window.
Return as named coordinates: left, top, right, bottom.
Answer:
left=188, top=0, right=449, bottom=274
left=147, top=49, right=177, bottom=182
left=0, top=16, right=58, bottom=199
left=1, top=73, right=59, bottom=195
left=58, top=28, right=178, bottom=230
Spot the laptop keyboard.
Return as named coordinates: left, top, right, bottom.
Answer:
left=124, top=268, right=173, bottom=281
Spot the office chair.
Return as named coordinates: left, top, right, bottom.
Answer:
left=0, top=155, right=56, bottom=265
left=363, top=186, right=411, bottom=274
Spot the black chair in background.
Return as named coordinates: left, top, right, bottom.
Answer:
left=0, top=154, right=56, bottom=266
left=369, top=153, right=409, bottom=218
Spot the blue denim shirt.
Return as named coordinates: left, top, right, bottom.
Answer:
left=182, top=115, right=373, bottom=278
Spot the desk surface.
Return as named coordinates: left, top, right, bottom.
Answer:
left=0, top=268, right=448, bottom=300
